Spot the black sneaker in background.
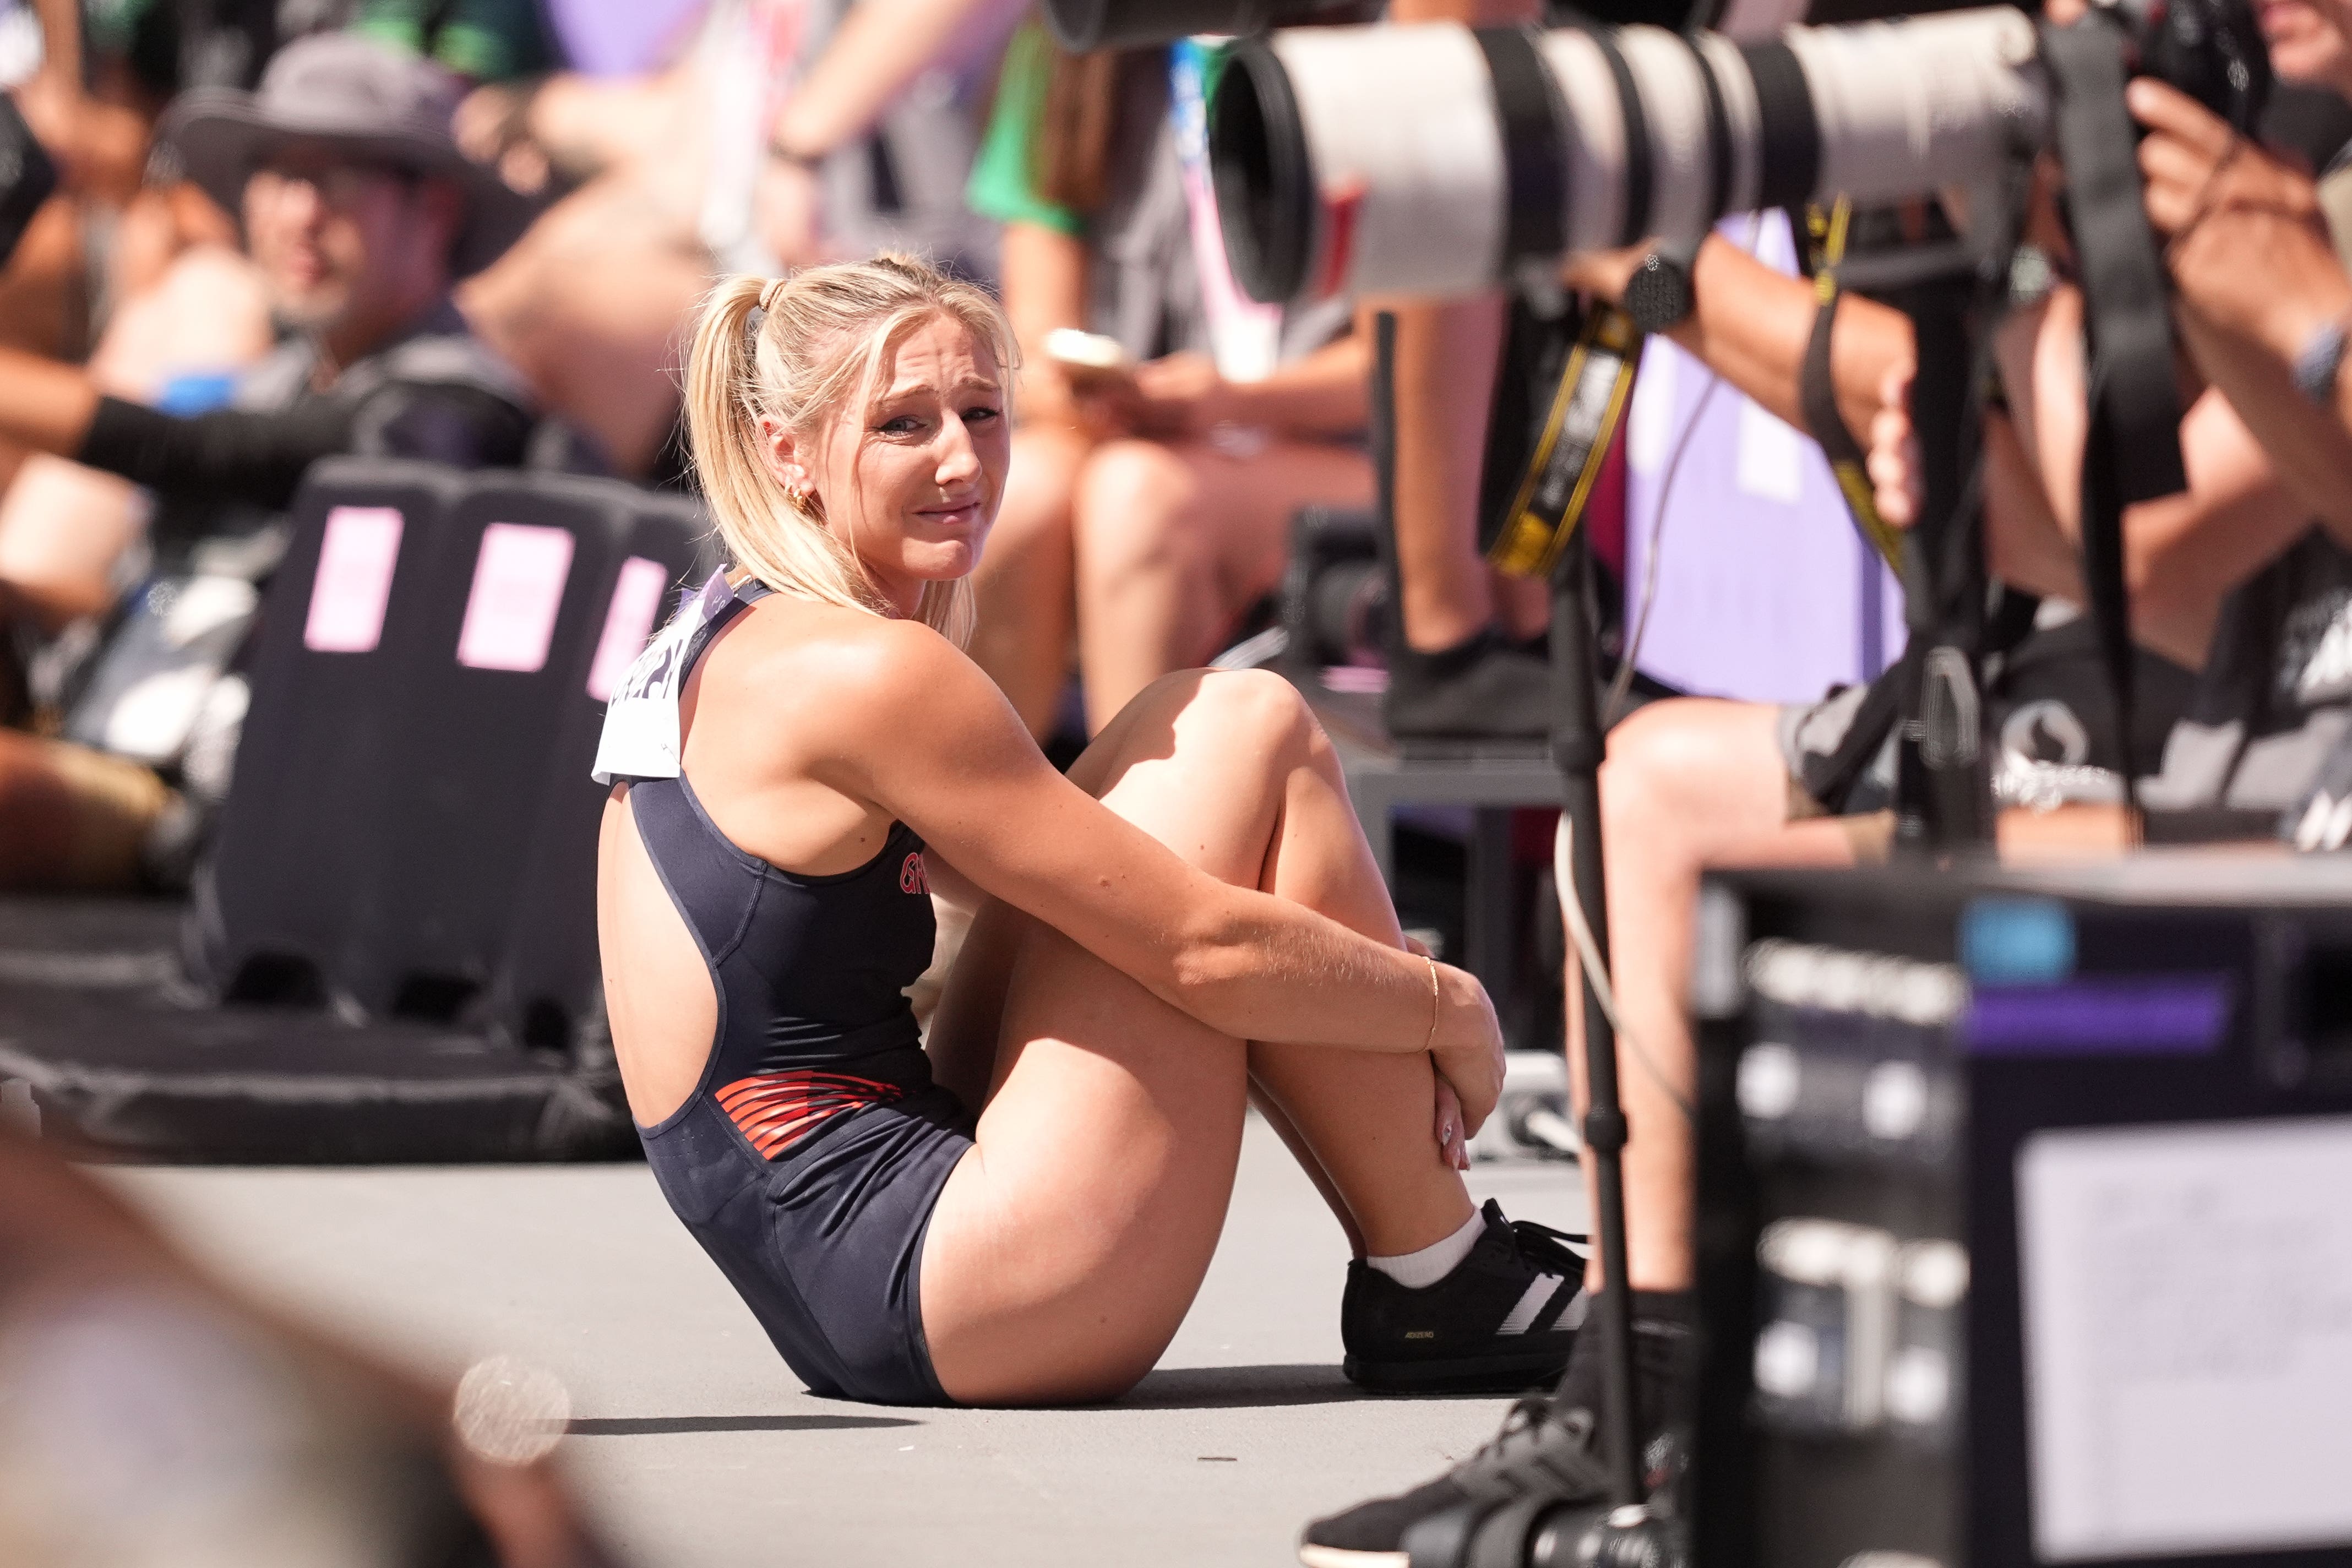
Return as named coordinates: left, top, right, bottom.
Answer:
left=1381, top=631, right=1555, bottom=755
left=1548, top=1288, right=1697, bottom=1445
left=1302, top=1288, right=1700, bottom=1567
left=1297, top=1397, right=1609, bottom=1568
left=1341, top=1199, right=1587, bottom=1395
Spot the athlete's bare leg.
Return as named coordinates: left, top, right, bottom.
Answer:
left=918, top=669, right=1476, bottom=1404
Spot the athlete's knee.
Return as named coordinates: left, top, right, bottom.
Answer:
left=1190, top=667, right=1318, bottom=759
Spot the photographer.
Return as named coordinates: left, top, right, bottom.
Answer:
left=1303, top=47, right=2344, bottom=1568
left=0, top=35, right=537, bottom=890
left=2113, top=73, right=2352, bottom=827
left=2132, top=77, right=2352, bottom=530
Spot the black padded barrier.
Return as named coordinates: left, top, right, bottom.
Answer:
left=193, top=458, right=470, bottom=1008
left=23, top=462, right=722, bottom=1163
left=486, top=488, right=715, bottom=1053
left=4, top=896, right=633, bottom=1163
left=331, top=470, right=645, bottom=1022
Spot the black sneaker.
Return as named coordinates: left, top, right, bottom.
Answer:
left=1303, top=1290, right=1698, bottom=1568
left=1298, top=1396, right=1610, bottom=1568
left=1341, top=1200, right=1587, bottom=1395
left=1381, top=631, right=1554, bottom=756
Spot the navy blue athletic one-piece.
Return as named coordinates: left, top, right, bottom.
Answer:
left=595, top=573, right=973, bottom=1406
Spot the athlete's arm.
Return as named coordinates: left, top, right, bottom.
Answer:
left=791, top=623, right=1506, bottom=1126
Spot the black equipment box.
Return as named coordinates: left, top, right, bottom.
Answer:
left=1690, top=853, right=2352, bottom=1568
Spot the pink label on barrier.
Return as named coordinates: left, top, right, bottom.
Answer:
left=587, top=557, right=672, bottom=700
left=456, top=523, right=575, bottom=673
left=303, top=506, right=404, bottom=652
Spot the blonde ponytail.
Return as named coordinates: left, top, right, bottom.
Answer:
left=680, top=254, right=1017, bottom=648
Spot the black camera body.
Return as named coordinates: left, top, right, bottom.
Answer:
left=2131, top=0, right=2271, bottom=133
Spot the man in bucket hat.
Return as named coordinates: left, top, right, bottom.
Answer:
left=0, top=32, right=543, bottom=890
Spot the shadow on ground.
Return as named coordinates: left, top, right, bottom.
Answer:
left=569, top=1414, right=922, bottom=1435
left=1117, top=1364, right=1500, bottom=1410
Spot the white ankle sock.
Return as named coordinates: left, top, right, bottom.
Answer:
left=1367, top=1210, right=1486, bottom=1289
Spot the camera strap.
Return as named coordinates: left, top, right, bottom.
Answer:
left=2041, top=17, right=2196, bottom=821
left=1798, top=200, right=1903, bottom=572
left=1487, top=305, right=1641, bottom=580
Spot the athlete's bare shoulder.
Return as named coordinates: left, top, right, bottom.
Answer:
left=694, top=594, right=979, bottom=756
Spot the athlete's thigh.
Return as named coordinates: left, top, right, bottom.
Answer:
left=919, top=917, right=1248, bottom=1401
left=921, top=677, right=1293, bottom=1398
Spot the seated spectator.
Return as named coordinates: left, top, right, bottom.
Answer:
left=455, top=0, right=1007, bottom=481
left=0, top=34, right=540, bottom=891
left=962, top=24, right=1372, bottom=738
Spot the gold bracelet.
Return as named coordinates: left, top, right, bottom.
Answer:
left=1423, top=954, right=1441, bottom=1053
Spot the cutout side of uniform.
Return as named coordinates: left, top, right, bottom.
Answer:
left=598, top=573, right=972, bottom=1406
left=488, top=488, right=713, bottom=1054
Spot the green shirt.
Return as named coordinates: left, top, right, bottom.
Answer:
left=965, top=23, right=1084, bottom=238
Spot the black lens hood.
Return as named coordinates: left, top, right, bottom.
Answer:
left=1211, top=39, right=1316, bottom=305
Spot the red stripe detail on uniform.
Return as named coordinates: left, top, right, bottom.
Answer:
left=714, top=1069, right=909, bottom=1158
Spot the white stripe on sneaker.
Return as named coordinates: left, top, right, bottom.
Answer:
left=1496, top=1272, right=1568, bottom=1336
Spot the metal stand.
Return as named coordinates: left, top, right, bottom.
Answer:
left=1548, top=527, right=1647, bottom=1512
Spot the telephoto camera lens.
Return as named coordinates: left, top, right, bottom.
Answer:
left=1210, top=7, right=2046, bottom=305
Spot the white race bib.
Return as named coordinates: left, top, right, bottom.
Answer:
left=590, top=571, right=737, bottom=785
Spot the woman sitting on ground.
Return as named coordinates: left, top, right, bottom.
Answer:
left=594, top=254, right=1585, bottom=1407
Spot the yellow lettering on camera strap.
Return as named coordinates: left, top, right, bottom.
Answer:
left=1488, top=305, right=1640, bottom=581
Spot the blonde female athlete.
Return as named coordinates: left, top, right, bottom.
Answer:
left=594, top=255, right=1586, bottom=1406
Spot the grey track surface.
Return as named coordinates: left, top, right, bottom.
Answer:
left=108, top=1119, right=1588, bottom=1568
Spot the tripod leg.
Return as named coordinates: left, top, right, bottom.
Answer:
left=1549, top=531, right=1643, bottom=1510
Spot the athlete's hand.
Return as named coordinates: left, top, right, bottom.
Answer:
left=1431, top=1076, right=1472, bottom=1170
left=1404, top=933, right=1475, bottom=1169
left=1430, top=961, right=1505, bottom=1141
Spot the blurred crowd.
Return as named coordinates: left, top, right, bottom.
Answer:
left=0, top=0, right=1419, bottom=894
left=12, top=0, right=2352, bottom=1562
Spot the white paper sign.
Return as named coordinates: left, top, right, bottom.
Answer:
left=1736, top=396, right=1805, bottom=503
left=591, top=571, right=734, bottom=786
left=2018, top=1116, right=2352, bottom=1561
left=456, top=523, right=575, bottom=673
left=587, top=557, right=673, bottom=701
left=304, top=506, right=404, bottom=654
left=1626, top=340, right=1679, bottom=476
